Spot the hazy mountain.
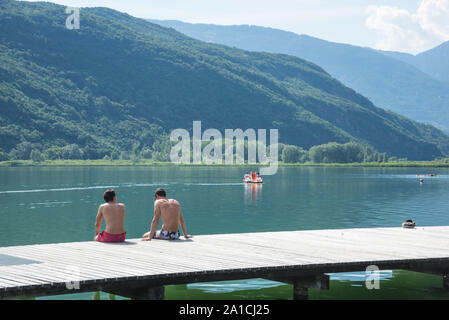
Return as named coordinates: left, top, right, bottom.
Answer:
left=151, top=20, right=449, bottom=133
left=381, top=41, right=449, bottom=86
left=0, top=0, right=448, bottom=160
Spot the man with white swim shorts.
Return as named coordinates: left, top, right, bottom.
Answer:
left=142, top=188, right=192, bottom=241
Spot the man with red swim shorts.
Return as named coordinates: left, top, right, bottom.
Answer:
left=94, top=189, right=126, bottom=242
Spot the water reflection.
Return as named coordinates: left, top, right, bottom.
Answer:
left=244, top=183, right=262, bottom=204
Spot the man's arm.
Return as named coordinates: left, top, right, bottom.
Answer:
left=121, top=203, right=126, bottom=219
left=147, top=202, right=161, bottom=240
left=94, top=206, right=103, bottom=240
left=179, top=211, right=192, bottom=239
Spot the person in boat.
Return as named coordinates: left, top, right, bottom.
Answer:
left=94, top=189, right=126, bottom=242
left=142, top=188, right=192, bottom=241
left=251, top=171, right=256, bottom=181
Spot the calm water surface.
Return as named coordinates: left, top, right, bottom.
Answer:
left=1, top=166, right=449, bottom=300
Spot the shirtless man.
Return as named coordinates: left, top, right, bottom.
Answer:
left=94, top=189, right=126, bottom=242
left=142, top=188, right=192, bottom=241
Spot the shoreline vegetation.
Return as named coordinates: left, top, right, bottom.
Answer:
left=4, top=142, right=449, bottom=168
left=2, top=159, right=449, bottom=168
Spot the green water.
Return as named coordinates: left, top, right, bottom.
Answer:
left=1, top=166, right=449, bottom=300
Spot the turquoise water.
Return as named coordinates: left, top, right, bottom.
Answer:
left=1, top=166, right=449, bottom=300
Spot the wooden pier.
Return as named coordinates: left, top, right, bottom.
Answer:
left=2, top=226, right=449, bottom=300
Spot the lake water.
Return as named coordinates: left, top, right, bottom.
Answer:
left=1, top=166, right=449, bottom=300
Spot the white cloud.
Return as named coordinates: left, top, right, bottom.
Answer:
left=365, top=0, right=449, bottom=54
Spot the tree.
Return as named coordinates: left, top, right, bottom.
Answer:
left=44, top=147, right=63, bottom=160
left=0, top=152, right=10, bottom=162
left=282, top=146, right=301, bottom=163
left=151, top=138, right=171, bottom=162
left=309, top=142, right=385, bottom=163
left=61, top=144, right=84, bottom=160
left=110, top=151, right=120, bottom=160
left=131, top=154, right=141, bottom=163
left=120, top=151, right=131, bottom=160
left=30, top=149, right=45, bottom=163
left=141, top=147, right=152, bottom=159
left=9, top=142, right=33, bottom=160
left=132, top=142, right=141, bottom=156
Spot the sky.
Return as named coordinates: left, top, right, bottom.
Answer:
left=23, top=0, right=449, bottom=54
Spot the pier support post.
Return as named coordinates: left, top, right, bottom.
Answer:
left=293, top=285, right=309, bottom=300
left=105, top=285, right=165, bottom=300
left=267, top=274, right=329, bottom=300
left=443, top=273, right=449, bottom=291
left=292, top=274, right=329, bottom=300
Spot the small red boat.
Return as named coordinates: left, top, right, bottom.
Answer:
left=243, top=171, right=263, bottom=184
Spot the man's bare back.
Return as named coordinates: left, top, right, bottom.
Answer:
left=97, top=203, right=126, bottom=234
left=95, top=189, right=126, bottom=242
left=156, top=199, right=181, bottom=232
left=142, top=188, right=191, bottom=241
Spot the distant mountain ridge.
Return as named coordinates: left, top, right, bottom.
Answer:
left=0, top=0, right=448, bottom=160
left=379, top=41, right=449, bottom=86
left=150, top=20, right=449, bottom=133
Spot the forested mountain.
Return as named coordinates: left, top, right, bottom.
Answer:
left=151, top=20, right=449, bottom=133
left=1, top=0, right=448, bottom=161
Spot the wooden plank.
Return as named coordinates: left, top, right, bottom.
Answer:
left=304, top=228, right=449, bottom=257
left=246, top=228, right=449, bottom=257
left=57, top=240, right=312, bottom=271
left=0, top=244, right=250, bottom=282
left=210, top=232, right=408, bottom=263
left=26, top=243, right=256, bottom=273
left=0, top=275, right=33, bottom=288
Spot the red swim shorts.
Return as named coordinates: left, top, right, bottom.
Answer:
left=96, top=231, right=126, bottom=243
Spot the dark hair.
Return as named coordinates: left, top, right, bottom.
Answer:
left=155, top=188, right=166, bottom=198
left=104, top=189, right=116, bottom=202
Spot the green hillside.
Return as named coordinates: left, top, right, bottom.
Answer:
left=0, top=0, right=448, bottom=161
left=151, top=20, right=449, bottom=133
